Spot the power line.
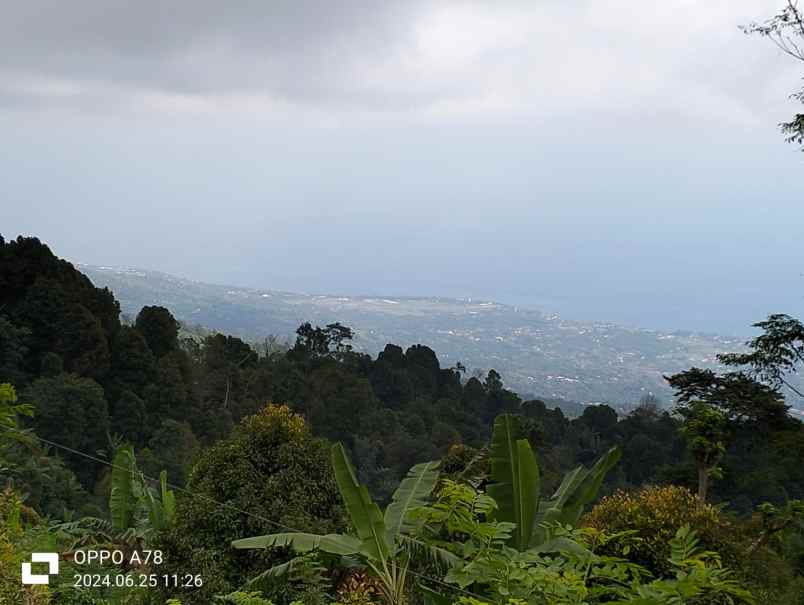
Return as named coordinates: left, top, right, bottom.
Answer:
left=3, top=425, right=487, bottom=601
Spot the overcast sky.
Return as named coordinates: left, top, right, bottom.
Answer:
left=3, top=1, right=803, bottom=334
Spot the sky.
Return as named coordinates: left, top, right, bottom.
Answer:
left=3, top=0, right=804, bottom=335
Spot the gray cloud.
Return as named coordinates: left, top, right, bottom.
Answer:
left=1, top=0, right=796, bottom=122
left=0, top=1, right=432, bottom=105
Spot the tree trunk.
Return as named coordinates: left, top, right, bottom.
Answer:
left=697, top=464, right=709, bottom=505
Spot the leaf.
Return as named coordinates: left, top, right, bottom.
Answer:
left=232, top=532, right=361, bottom=556
left=533, top=536, right=591, bottom=557
left=397, top=534, right=461, bottom=570
left=487, top=414, right=541, bottom=551
left=555, top=446, right=621, bottom=526
left=160, top=470, right=176, bottom=524
left=245, top=556, right=325, bottom=593
left=142, top=483, right=163, bottom=531
left=384, top=460, right=440, bottom=544
left=537, top=446, right=621, bottom=541
left=331, top=442, right=390, bottom=561
left=110, top=445, right=136, bottom=531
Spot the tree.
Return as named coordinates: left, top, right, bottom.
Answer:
left=666, top=363, right=792, bottom=504
left=135, top=306, right=179, bottom=358
left=110, top=390, right=148, bottom=446
left=0, top=317, right=29, bottom=386
left=743, top=1, right=804, bottom=149
left=677, top=401, right=728, bottom=504
left=107, top=325, right=155, bottom=401
left=0, top=235, right=123, bottom=380
left=12, top=278, right=110, bottom=379
left=155, top=405, right=345, bottom=603
left=665, top=367, right=789, bottom=426
left=143, top=351, right=192, bottom=431
left=23, top=374, right=109, bottom=485
left=718, top=314, right=804, bottom=399
left=138, top=419, right=199, bottom=486
left=291, top=322, right=354, bottom=360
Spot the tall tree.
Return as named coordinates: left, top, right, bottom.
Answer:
left=135, top=306, right=179, bottom=359
left=677, top=401, right=728, bottom=504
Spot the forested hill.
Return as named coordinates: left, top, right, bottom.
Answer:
left=4, top=235, right=804, bottom=603
left=81, top=263, right=741, bottom=407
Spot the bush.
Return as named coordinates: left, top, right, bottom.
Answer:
left=583, top=484, right=726, bottom=577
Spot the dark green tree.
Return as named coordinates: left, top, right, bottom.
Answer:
left=291, top=321, right=354, bottom=360
left=135, top=306, right=179, bottom=359
left=107, top=325, right=155, bottom=401
left=138, top=419, right=199, bottom=486
left=110, top=390, right=148, bottom=446
left=0, top=317, right=29, bottom=385
left=666, top=367, right=789, bottom=426
left=23, top=374, right=110, bottom=485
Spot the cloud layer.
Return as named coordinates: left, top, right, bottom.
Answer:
left=1, top=0, right=798, bottom=124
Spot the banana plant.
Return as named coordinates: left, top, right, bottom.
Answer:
left=59, top=446, right=177, bottom=558
left=110, top=445, right=176, bottom=534
left=233, top=443, right=450, bottom=605
left=488, top=414, right=621, bottom=551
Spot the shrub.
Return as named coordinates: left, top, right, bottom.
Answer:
left=583, top=484, right=726, bottom=576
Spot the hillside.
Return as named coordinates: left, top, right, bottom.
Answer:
left=80, top=264, right=746, bottom=407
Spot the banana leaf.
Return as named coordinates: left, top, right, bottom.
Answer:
left=385, top=460, right=440, bottom=544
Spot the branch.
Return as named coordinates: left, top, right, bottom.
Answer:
left=790, top=0, right=804, bottom=38
left=781, top=376, right=804, bottom=398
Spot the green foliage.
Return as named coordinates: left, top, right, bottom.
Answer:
left=213, top=591, right=279, bottom=604
left=135, top=306, right=180, bottom=359
left=384, top=459, right=441, bottom=544
left=2, top=446, right=99, bottom=518
left=1, top=486, right=140, bottom=605
left=110, top=444, right=139, bottom=531
left=234, top=443, right=443, bottom=605
left=616, top=525, right=755, bottom=604
left=677, top=401, right=728, bottom=503
left=665, top=368, right=789, bottom=427
left=0, top=316, right=30, bottom=385
left=23, top=373, right=110, bottom=484
left=583, top=485, right=724, bottom=577
left=415, top=480, right=754, bottom=604
left=487, top=415, right=540, bottom=551
left=0, top=383, right=34, bottom=467
left=116, top=446, right=177, bottom=533
left=157, top=405, right=345, bottom=604
left=487, top=414, right=620, bottom=550
left=138, top=419, right=199, bottom=486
